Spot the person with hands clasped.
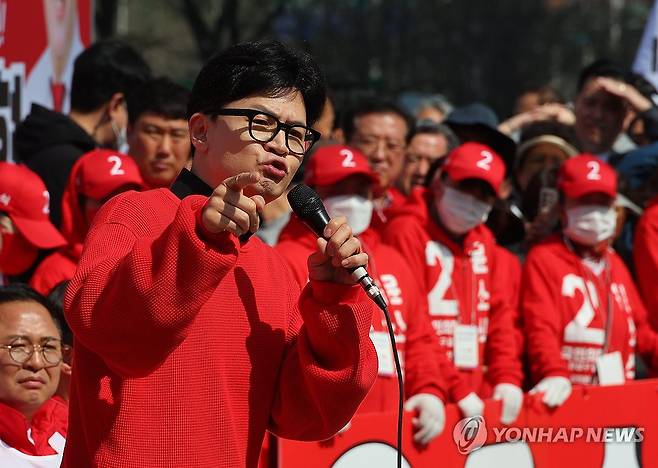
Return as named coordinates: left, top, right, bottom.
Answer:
left=522, top=155, right=658, bottom=408
left=276, top=145, right=448, bottom=445
left=384, top=143, right=524, bottom=426
left=62, top=40, right=378, bottom=468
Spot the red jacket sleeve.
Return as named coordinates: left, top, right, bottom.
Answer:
left=403, top=280, right=448, bottom=402
left=484, top=247, right=524, bottom=387
left=521, top=248, right=571, bottom=383
left=633, top=204, right=658, bottom=331
left=64, top=192, right=241, bottom=378
left=383, top=217, right=431, bottom=292
left=619, top=263, right=658, bottom=372
left=495, top=247, right=524, bottom=358
left=269, top=279, right=378, bottom=439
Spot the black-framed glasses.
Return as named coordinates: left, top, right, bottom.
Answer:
left=0, top=337, right=68, bottom=366
left=209, top=108, right=321, bottom=155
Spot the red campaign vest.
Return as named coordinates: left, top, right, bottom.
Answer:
left=545, top=240, right=637, bottom=384
left=421, top=222, right=493, bottom=365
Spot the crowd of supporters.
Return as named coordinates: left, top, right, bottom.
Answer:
left=3, top=38, right=658, bottom=466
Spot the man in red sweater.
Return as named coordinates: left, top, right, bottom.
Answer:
left=522, top=155, right=658, bottom=407
left=277, top=144, right=447, bottom=445
left=30, top=149, right=144, bottom=295
left=63, top=40, right=378, bottom=467
left=0, top=284, right=68, bottom=467
left=384, top=143, right=524, bottom=425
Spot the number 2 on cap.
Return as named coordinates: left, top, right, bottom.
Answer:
left=108, top=155, right=126, bottom=176
left=476, top=151, right=493, bottom=171
left=586, top=161, right=601, bottom=180
left=340, top=149, right=356, bottom=168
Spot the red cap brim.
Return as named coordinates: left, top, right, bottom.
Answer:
left=307, top=170, right=379, bottom=187
left=13, top=217, right=67, bottom=250
left=447, top=169, right=502, bottom=196
left=561, top=181, right=616, bottom=199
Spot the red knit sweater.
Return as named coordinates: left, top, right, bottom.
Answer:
left=62, top=188, right=377, bottom=468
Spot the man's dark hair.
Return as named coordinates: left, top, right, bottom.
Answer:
left=342, top=99, right=412, bottom=143
left=70, top=40, right=151, bottom=113
left=0, top=283, right=61, bottom=337
left=577, top=59, right=627, bottom=93
left=410, top=120, right=459, bottom=151
left=47, top=281, right=72, bottom=346
left=187, top=40, right=326, bottom=125
left=128, top=77, right=190, bottom=124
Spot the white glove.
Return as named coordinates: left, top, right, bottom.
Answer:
left=404, top=393, right=446, bottom=445
left=530, top=376, right=572, bottom=408
left=456, top=392, right=485, bottom=418
left=492, top=383, right=523, bottom=424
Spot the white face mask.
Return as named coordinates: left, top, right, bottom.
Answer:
left=564, top=204, right=617, bottom=246
left=324, top=194, right=373, bottom=235
left=111, top=120, right=129, bottom=153
left=436, top=185, right=492, bottom=235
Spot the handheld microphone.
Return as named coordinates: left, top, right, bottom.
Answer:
left=287, top=184, right=387, bottom=311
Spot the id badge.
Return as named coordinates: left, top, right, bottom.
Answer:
left=371, top=331, right=395, bottom=376
left=453, top=325, right=479, bottom=369
left=596, top=351, right=625, bottom=385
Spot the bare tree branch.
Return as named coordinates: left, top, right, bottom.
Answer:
left=179, top=0, right=214, bottom=59
left=95, top=0, right=119, bottom=39
left=251, top=0, right=287, bottom=41
left=222, top=0, right=239, bottom=45
left=175, top=0, right=288, bottom=61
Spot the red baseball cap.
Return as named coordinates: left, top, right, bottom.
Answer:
left=442, top=142, right=506, bottom=196
left=74, top=149, right=144, bottom=200
left=558, top=154, right=617, bottom=199
left=0, top=163, right=66, bottom=249
left=304, top=145, right=378, bottom=187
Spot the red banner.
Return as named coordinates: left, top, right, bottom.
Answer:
left=0, top=0, right=93, bottom=161
left=276, top=379, right=658, bottom=467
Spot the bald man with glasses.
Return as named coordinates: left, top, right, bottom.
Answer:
left=0, top=283, right=69, bottom=467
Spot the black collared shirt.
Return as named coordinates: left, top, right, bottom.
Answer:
left=169, top=168, right=213, bottom=200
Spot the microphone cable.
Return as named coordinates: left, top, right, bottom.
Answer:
left=376, top=300, right=405, bottom=468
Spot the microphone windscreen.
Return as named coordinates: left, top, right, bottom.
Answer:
left=287, top=184, right=323, bottom=218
